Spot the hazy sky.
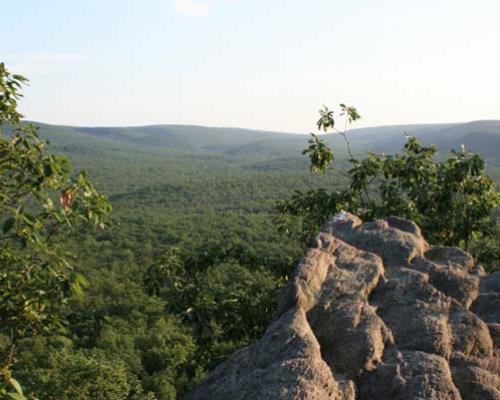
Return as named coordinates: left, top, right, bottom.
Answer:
left=2, top=0, right=500, bottom=132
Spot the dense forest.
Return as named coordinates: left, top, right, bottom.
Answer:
left=1, top=67, right=344, bottom=398
left=1, top=65, right=500, bottom=399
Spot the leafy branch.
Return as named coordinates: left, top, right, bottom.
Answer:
left=277, top=104, right=500, bottom=272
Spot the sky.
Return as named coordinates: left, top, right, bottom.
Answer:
left=2, top=0, right=500, bottom=132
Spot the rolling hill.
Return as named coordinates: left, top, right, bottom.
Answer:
left=26, top=119, right=500, bottom=160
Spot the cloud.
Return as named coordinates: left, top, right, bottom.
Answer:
left=172, top=0, right=210, bottom=16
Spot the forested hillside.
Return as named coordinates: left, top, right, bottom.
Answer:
left=6, top=120, right=342, bottom=399
left=29, top=119, right=500, bottom=159
left=4, top=117, right=500, bottom=399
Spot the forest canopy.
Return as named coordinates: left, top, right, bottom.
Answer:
left=1, top=64, right=499, bottom=399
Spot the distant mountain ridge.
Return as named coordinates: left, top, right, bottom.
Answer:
left=347, top=120, right=500, bottom=157
left=23, top=119, right=500, bottom=160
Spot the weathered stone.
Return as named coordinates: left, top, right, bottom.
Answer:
left=449, top=303, right=493, bottom=357
left=451, top=354, right=500, bottom=400
left=481, top=271, right=500, bottom=292
left=308, top=296, right=392, bottom=377
left=488, top=323, right=500, bottom=349
left=187, top=213, right=499, bottom=400
left=425, top=246, right=475, bottom=271
left=185, top=307, right=350, bottom=400
left=277, top=248, right=336, bottom=315
left=358, top=350, right=462, bottom=400
left=409, top=255, right=480, bottom=308
left=473, top=272, right=500, bottom=324
left=323, top=214, right=427, bottom=266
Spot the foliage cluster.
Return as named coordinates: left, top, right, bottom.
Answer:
left=0, top=63, right=111, bottom=398
left=277, top=105, right=500, bottom=271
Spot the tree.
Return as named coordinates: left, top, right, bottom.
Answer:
left=144, top=245, right=282, bottom=373
left=0, top=63, right=112, bottom=396
left=276, top=104, right=500, bottom=271
left=17, top=349, right=130, bottom=400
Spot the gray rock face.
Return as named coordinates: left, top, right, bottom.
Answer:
left=185, top=307, right=343, bottom=400
left=187, top=213, right=500, bottom=399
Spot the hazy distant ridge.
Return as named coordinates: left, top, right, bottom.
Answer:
left=27, top=120, right=500, bottom=159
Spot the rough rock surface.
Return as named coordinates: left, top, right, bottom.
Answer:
left=187, top=213, right=500, bottom=399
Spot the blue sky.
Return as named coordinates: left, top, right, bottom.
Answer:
left=2, top=0, right=500, bottom=131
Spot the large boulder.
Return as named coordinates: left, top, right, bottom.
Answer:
left=185, top=307, right=351, bottom=400
left=187, top=213, right=499, bottom=399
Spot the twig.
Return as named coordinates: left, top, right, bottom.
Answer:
left=334, top=127, right=355, bottom=161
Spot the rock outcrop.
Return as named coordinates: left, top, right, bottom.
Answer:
left=186, top=213, right=500, bottom=400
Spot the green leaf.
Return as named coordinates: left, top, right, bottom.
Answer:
left=7, top=393, right=26, bottom=400
left=3, top=217, right=15, bottom=233
left=8, top=378, right=23, bottom=396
